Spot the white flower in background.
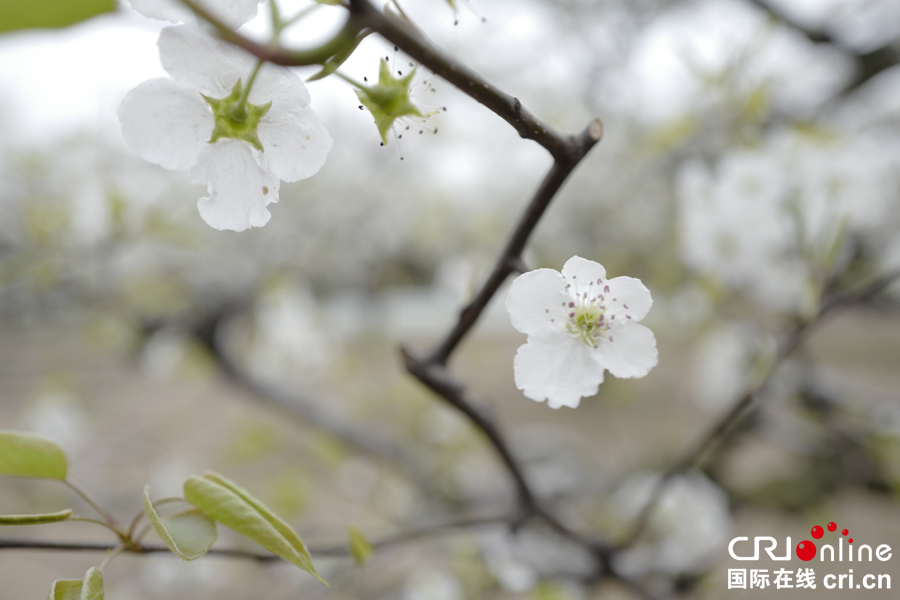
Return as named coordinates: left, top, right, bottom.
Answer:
left=691, top=321, right=761, bottom=411
left=611, top=471, right=731, bottom=576
left=118, top=25, right=332, bottom=231
left=129, top=0, right=263, bottom=29
left=677, top=152, right=803, bottom=311
left=677, top=130, right=900, bottom=312
left=403, top=568, right=464, bottom=600
left=505, top=256, right=658, bottom=409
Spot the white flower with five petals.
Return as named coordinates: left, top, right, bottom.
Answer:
left=505, top=256, right=658, bottom=409
left=118, top=25, right=332, bottom=231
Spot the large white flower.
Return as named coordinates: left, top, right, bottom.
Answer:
left=118, top=25, right=332, bottom=232
left=505, top=256, right=658, bottom=409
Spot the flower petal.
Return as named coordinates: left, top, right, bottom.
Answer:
left=505, top=268, right=570, bottom=335
left=595, top=322, right=658, bottom=379
left=118, top=77, right=211, bottom=170
left=159, top=25, right=254, bottom=96
left=604, top=276, right=653, bottom=322
left=191, top=140, right=280, bottom=231
left=258, top=109, right=332, bottom=182
left=249, top=65, right=311, bottom=121
left=129, top=0, right=262, bottom=29
left=514, top=328, right=605, bottom=409
left=561, top=256, right=608, bottom=289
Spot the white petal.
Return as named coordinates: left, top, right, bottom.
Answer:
left=129, top=0, right=262, bottom=29
left=514, top=328, right=605, bottom=409
left=191, top=140, right=280, bottom=232
left=561, top=256, right=608, bottom=288
left=258, top=109, right=332, bottom=182
left=505, top=268, right=570, bottom=335
left=249, top=65, right=311, bottom=120
left=118, top=78, right=211, bottom=170
left=604, top=276, right=653, bottom=322
left=159, top=25, right=254, bottom=96
left=595, top=323, right=658, bottom=379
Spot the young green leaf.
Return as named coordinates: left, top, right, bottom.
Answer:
left=48, top=580, right=82, bottom=600
left=80, top=567, right=104, bottom=600
left=307, top=31, right=372, bottom=83
left=0, top=0, right=116, bottom=34
left=143, top=486, right=217, bottom=561
left=0, top=430, right=67, bottom=480
left=347, top=526, right=373, bottom=566
left=183, top=471, right=326, bottom=584
left=0, top=508, right=72, bottom=525
left=47, top=567, right=103, bottom=600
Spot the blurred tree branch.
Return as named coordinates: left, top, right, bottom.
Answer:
left=620, top=268, right=900, bottom=547
left=747, top=0, right=900, bottom=94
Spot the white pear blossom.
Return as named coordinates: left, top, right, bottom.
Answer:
left=505, top=256, right=658, bottom=409
left=128, top=0, right=263, bottom=30
left=118, top=25, right=332, bottom=231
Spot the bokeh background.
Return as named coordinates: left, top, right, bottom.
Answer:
left=2, top=0, right=900, bottom=598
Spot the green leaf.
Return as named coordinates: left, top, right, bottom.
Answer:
left=184, top=471, right=326, bottom=584
left=47, top=567, right=103, bottom=600
left=308, top=31, right=372, bottom=82
left=0, top=508, right=72, bottom=525
left=80, top=567, right=103, bottom=600
left=0, top=430, right=67, bottom=480
left=0, top=0, right=116, bottom=34
left=347, top=526, right=373, bottom=566
left=48, top=580, right=82, bottom=600
left=143, top=486, right=217, bottom=561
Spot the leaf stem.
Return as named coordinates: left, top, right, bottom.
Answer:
left=69, top=517, right=125, bottom=537
left=64, top=479, right=123, bottom=537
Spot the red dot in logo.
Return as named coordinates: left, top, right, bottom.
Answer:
left=827, top=522, right=837, bottom=532
left=849, top=538, right=854, bottom=544
left=842, top=529, right=849, bottom=536
left=796, top=541, right=817, bottom=561
left=811, top=525, right=824, bottom=539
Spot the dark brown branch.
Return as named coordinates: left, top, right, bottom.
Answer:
left=348, top=0, right=594, bottom=160
left=179, top=0, right=363, bottom=67
left=430, top=122, right=602, bottom=364
left=183, top=309, right=438, bottom=494
left=618, top=269, right=900, bottom=547
left=0, top=513, right=509, bottom=561
left=401, top=120, right=604, bottom=552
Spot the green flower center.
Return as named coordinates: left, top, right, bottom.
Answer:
left=203, top=79, right=271, bottom=152
left=566, top=304, right=609, bottom=348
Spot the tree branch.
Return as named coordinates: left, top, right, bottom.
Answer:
left=618, top=269, right=900, bottom=547
left=0, top=513, right=510, bottom=561
left=746, top=0, right=900, bottom=94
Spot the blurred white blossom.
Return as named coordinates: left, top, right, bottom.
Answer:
left=506, top=256, right=657, bottom=409
left=677, top=129, right=900, bottom=312
left=611, top=471, right=731, bottom=576
left=403, top=568, right=464, bottom=600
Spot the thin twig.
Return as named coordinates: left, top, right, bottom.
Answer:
left=65, top=479, right=123, bottom=537
left=619, top=269, right=900, bottom=547
left=0, top=513, right=510, bottom=560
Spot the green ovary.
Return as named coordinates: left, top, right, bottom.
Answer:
left=566, top=305, right=607, bottom=348
left=203, top=80, right=271, bottom=151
